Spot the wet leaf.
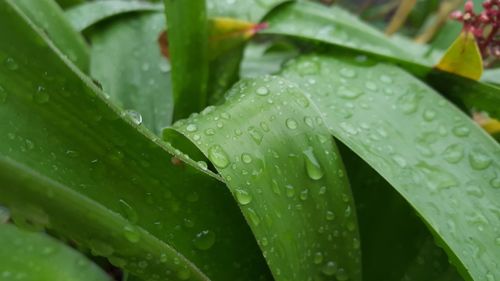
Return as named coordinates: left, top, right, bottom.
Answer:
left=0, top=224, right=111, bottom=281
left=0, top=2, right=272, bottom=280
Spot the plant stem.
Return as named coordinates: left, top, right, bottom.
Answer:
left=163, top=0, right=209, bottom=121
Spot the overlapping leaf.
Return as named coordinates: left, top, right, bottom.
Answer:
left=165, top=76, right=362, bottom=281
left=0, top=224, right=111, bottom=281
left=279, top=54, right=500, bottom=281
left=0, top=2, right=271, bottom=280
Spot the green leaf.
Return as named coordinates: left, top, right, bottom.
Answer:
left=263, top=1, right=421, bottom=64
left=280, top=54, right=500, bottom=281
left=163, top=0, right=209, bottom=120
left=0, top=2, right=272, bottom=280
left=339, top=145, right=463, bottom=281
left=0, top=224, right=111, bottom=281
left=426, top=70, right=500, bottom=120
left=12, top=0, right=89, bottom=72
left=65, top=0, right=162, bottom=32
left=165, top=76, right=362, bottom=281
left=206, top=0, right=289, bottom=22
left=262, top=1, right=500, bottom=122
left=240, top=41, right=298, bottom=78
left=90, top=12, right=173, bottom=135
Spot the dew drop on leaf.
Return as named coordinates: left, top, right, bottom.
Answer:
left=186, top=124, right=198, bottom=132
left=379, top=74, right=392, bottom=83
left=235, top=189, right=252, bottom=205
left=313, top=252, right=323, bottom=264
left=247, top=208, right=260, bottom=226
left=256, top=86, right=269, bottom=96
left=208, top=144, right=230, bottom=169
left=118, top=199, right=138, bottom=224
left=285, top=118, right=298, bottom=130
left=193, top=230, right=216, bottom=250
left=321, top=261, right=337, bottom=276
left=34, top=86, right=50, bottom=104
left=123, top=109, right=142, bottom=125
left=339, top=67, right=356, bottom=78
left=338, top=86, right=363, bottom=99
left=4, top=57, right=18, bottom=70
left=468, top=149, right=492, bottom=170
left=452, top=124, right=470, bottom=137
left=241, top=153, right=253, bottom=164
left=442, top=144, right=465, bottom=164
left=123, top=225, right=140, bottom=243
left=303, top=147, right=324, bottom=180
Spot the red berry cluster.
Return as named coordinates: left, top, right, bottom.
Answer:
left=450, top=0, right=499, bottom=63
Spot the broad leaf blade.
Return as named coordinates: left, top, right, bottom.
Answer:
left=165, top=76, right=362, bottom=281
left=0, top=2, right=271, bottom=280
left=12, top=0, right=89, bottom=71
left=65, top=0, right=162, bottom=32
left=280, top=54, right=500, bottom=281
left=0, top=224, right=111, bottom=281
left=339, top=144, right=463, bottom=281
left=90, top=12, right=173, bottom=134
left=262, top=1, right=500, bottom=121
left=163, top=0, right=209, bottom=120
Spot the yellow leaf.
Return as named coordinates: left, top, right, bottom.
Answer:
left=436, top=31, right=483, bottom=80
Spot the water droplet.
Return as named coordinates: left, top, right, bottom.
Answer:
left=193, top=230, right=216, bottom=250
left=123, top=225, right=140, bottom=243
left=338, top=86, right=363, bottom=99
left=297, top=60, right=320, bottom=75
left=364, top=81, right=378, bottom=91
left=442, top=144, right=464, bottom=164
left=4, top=57, right=18, bottom=70
left=118, top=199, right=138, bottom=223
left=285, top=185, right=295, bottom=198
left=304, top=116, right=314, bottom=128
left=326, top=211, right=335, bottom=221
left=423, top=109, right=436, bottom=121
left=247, top=208, right=260, bottom=226
left=208, top=145, right=230, bottom=169
left=303, top=147, right=324, bottom=180
left=186, top=124, right=198, bottom=132
left=197, top=161, right=208, bottom=170
left=339, top=67, right=356, bottom=78
left=379, top=75, right=392, bottom=83
left=452, top=125, right=470, bottom=137
left=248, top=126, right=263, bottom=144
left=397, top=91, right=421, bottom=114
left=392, top=154, right=407, bottom=167
left=336, top=268, right=349, bottom=281
left=416, top=162, right=459, bottom=191
left=313, top=252, right=323, bottom=264
left=124, top=109, right=142, bottom=125
left=300, top=189, right=308, bottom=201
left=235, top=189, right=252, bottom=205
left=34, top=86, right=49, bottom=104
left=256, top=86, right=269, bottom=96
left=322, top=261, right=338, bottom=276
left=286, top=118, right=298, bottom=130
left=241, top=153, right=252, bottom=164
left=491, top=176, right=500, bottom=189
left=468, top=149, right=492, bottom=170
